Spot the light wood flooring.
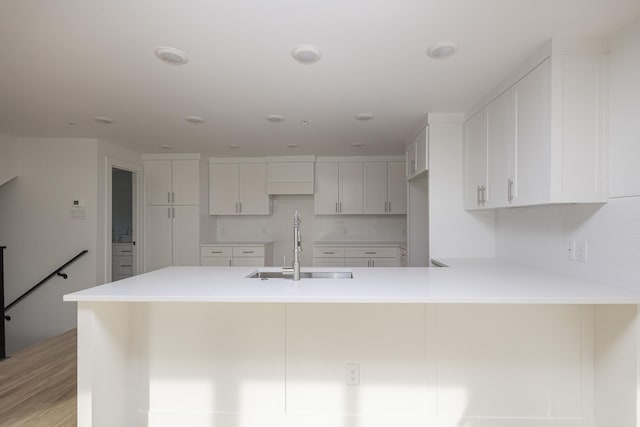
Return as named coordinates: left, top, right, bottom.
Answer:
left=0, top=329, right=76, bottom=427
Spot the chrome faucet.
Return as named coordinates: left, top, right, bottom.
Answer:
left=283, top=211, right=303, bottom=280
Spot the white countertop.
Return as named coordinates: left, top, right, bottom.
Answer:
left=312, top=241, right=405, bottom=247
left=64, top=258, right=640, bottom=304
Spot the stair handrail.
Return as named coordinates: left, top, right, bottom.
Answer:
left=3, top=249, right=89, bottom=319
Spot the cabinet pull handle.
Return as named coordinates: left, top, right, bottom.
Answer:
left=323, top=251, right=335, bottom=254
left=239, top=202, right=242, bottom=213
left=335, top=202, right=338, bottom=213
left=365, top=251, right=376, bottom=254
left=235, top=202, right=238, bottom=213
left=168, top=192, right=171, bottom=203
left=168, top=207, right=171, bottom=218
left=210, top=251, right=223, bottom=254
left=372, top=259, right=375, bottom=267
left=388, top=202, right=391, bottom=212
left=120, top=250, right=132, bottom=253
left=242, top=251, right=254, bottom=254
left=507, top=178, right=514, bottom=203
left=476, top=186, right=482, bottom=205
left=172, top=192, right=175, bottom=203
left=121, top=264, right=132, bottom=268
left=172, top=207, right=175, bottom=218
left=368, top=259, right=371, bottom=267
left=339, top=202, right=342, bottom=213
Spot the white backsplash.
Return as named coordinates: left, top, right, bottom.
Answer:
left=207, top=195, right=406, bottom=266
left=495, top=196, right=640, bottom=291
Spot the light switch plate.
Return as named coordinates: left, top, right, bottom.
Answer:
left=575, top=241, right=588, bottom=262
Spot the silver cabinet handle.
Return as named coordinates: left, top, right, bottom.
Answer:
left=372, top=259, right=375, bottom=267
left=367, top=259, right=371, bottom=267
left=168, top=207, right=171, bottom=218
left=235, top=202, right=238, bottom=213
left=477, top=186, right=482, bottom=205
left=323, top=251, right=335, bottom=255
left=365, top=252, right=376, bottom=255
left=172, top=192, right=175, bottom=203
left=211, top=251, right=223, bottom=254
left=239, top=202, right=242, bottom=213
left=507, top=178, right=514, bottom=203
left=339, top=202, right=342, bottom=213
left=335, top=202, right=338, bottom=213
left=242, top=251, right=254, bottom=254
left=172, top=207, right=175, bottom=218
left=120, top=250, right=132, bottom=253
left=388, top=202, right=391, bottom=212
left=168, top=192, right=171, bottom=203
left=481, top=186, right=486, bottom=205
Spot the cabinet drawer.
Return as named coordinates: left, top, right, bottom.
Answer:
left=345, top=247, right=398, bottom=258
left=231, top=257, right=265, bottom=267
left=312, top=247, right=345, bottom=258
left=232, top=246, right=265, bottom=258
left=112, top=256, right=133, bottom=275
left=312, top=258, right=346, bottom=267
left=112, top=244, right=133, bottom=256
left=200, top=246, right=232, bottom=258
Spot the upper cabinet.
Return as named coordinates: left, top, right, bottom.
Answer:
left=464, top=48, right=606, bottom=210
left=266, top=156, right=315, bottom=195
left=144, top=157, right=200, bottom=205
left=406, top=126, right=428, bottom=180
left=363, top=161, right=407, bottom=214
left=315, top=161, right=363, bottom=214
left=209, top=158, right=270, bottom=215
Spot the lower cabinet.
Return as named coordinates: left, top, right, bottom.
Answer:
left=112, top=243, right=133, bottom=281
left=312, top=245, right=403, bottom=268
left=200, top=243, right=273, bottom=267
left=145, top=205, right=199, bottom=272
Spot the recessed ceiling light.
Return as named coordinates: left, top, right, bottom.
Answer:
left=286, top=143, right=299, bottom=148
left=154, top=47, right=189, bottom=65
left=300, top=120, right=309, bottom=126
left=427, top=42, right=459, bottom=59
left=266, top=114, right=285, bottom=122
left=185, top=115, right=205, bottom=124
left=67, top=121, right=78, bottom=126
left=355, top=113, right=375, bottom=121
left=161, top=144, right=174, bottom=150
left=291, top=45, right=322, bottom=64
left=93, top=116, right=115, bottom=124
left=227, top=144, right=240, bottom=149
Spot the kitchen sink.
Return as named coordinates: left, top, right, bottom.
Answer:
left=247, top=270, right=353, bottom=280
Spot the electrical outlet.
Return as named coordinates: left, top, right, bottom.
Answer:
left=566, top=241, right=575, bottom=261
left=346, top=363, right=360, bottom=385
left=575, top=241, right=588, bottom=262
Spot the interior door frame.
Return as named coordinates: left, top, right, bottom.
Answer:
left=105, top=158, right=143, bottom=283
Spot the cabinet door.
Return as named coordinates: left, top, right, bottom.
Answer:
left=172, top=205, right=200, bottom=266
left=231, top=257, right=265, bottom=267
left=238, top=163, right=270, bottom=215
left=415, top=126, right=428, bottom=174
left=201, top=258, right=232, bottom=266
left=363, top=162, right=388, bottom=214
left=145, top=206, right=173, bottom=271
left=315, top=162, right=340, bottom=214
left=144, top=161, right=172, bottom=205
left=345, top=257, right=371, bottom=267
left=510, top=59, right=551, bottom=206
left=312, top=258, right=346, bottom=267
left=209, top=163, right=239, bottom=215
left=371, top=258, right=401, bottom=267
left=463, top=111, right=488, bottom=209
left=339, top=162, right=363, bottom=214
left=485, top=91, right=511, bottom=208
left=406, top=141, right=417, bottom=178
left=387, top=162, right=407, bottom=214
left=171, top=160, right=200, bottom=205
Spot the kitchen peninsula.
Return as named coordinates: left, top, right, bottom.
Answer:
left=65, top=262, right=640, bottom=427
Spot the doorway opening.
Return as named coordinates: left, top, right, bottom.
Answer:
left=110, top=167, right=137, bottom=281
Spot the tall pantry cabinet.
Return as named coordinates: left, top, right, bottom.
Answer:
left=143, top=154, right=200, bottom=272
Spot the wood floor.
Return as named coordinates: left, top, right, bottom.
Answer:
left=0, top=329, right=76, bottom=427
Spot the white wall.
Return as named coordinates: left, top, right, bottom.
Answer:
left=0, top=138, right=99, bottom=353
left=211, top=195, right=406, bottom=266
left=0, top=132, right=18, bottom=187
left=495, top=19, right=640, bottom=291
left=427, top=115, right=496, bottom=260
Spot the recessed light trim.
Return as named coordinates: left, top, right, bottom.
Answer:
left=427, top=42, right=459, bottom=59
left=227, top=144, right=240, bottom=149
left=160, top=144, right=174, bottom=150
left=266, top=114, right=285, bottom=123
left=352, top=143, right=365, bottom=147
left=185, top=115, right=206, bottom=124
left=67, top=121, right=78, bottom=126
left=93, top=116, right=115, bottom=124
left=291, top=45, right=322, bottom=64
left=286, top=143, right=299, bottom=148
left=355, top=113, right=375, bottom=121
left=154, top=47, right=189, bottom=65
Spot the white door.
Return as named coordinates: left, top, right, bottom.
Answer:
left=238, top=163, right=269, bottom=215
left=363, top=162, right=388, bottom=214
left=209, top=163, right=239, bottom=215
left=145, top=205, right=173, bottom=271
left=144, top=160, right=172, bottom=205
left=339, top=162, right=363, bottom=214
left=463, top=111, right=488, bottom=209
left=315, top=162, right=339, bottom=214
left=485, top=91, right=511, bottom=208
left=171, top=160, right=200, bottom=205
left=510, top=59, right=551, bottom=206
left=172, top=205, right=200, bottom=266
left=387, top=162, right=407, bottom=214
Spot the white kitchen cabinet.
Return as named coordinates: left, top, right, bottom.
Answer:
left=200, top=243, right=273, bottom=267
left=209, top=159, right=270, bottom=215
left=464, top=52, right=606, bottom=209
left=312, top=244, right=402, bottom=267
left=406, top=126, right=428, bottom=180
left=464, top=91, right=511, bottom=209
left=112, top=243, right=133, bottom=281
left=145, top=205, right=199, bottom=271
left=144, top=158, right=200, bottom=205
left=363, top=161, right=407, bottom=214
left=314, top=161, right=363, bottom=214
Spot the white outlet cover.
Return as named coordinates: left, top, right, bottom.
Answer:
left=575, top=241, right=588, bottom=262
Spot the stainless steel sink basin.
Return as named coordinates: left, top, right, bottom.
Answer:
left=247, top=270, right=353, bottom=280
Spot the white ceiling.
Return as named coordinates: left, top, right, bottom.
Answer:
left=1, top=0, right=638, bottom=156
